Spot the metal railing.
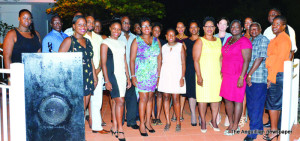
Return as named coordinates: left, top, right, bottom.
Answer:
left=281, top=59, right=300, bottom=141
left=0, top=63, right=26, bottom=141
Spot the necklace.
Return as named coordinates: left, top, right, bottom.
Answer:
left=142, top=37, right=152, bottom=46
left=176, top=34, right=187, bottom=40
left=17, top=27, right=30, bottom=32
left=224, top=37, right=241, bottom=53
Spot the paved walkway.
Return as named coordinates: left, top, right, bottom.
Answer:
left=86, top=92, right=300, bottom=141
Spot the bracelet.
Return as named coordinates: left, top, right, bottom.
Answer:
left=248, top=75, right=252, bottom=78
left=239, top=76, right=244, bottom=80
left=158, top=76, right=160, bottom=78
left=131, top=75, right=136, bottom=77
left=104, top=81, right=109, bottom=84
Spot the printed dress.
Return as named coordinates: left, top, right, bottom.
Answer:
left=69, top=36, right=94, bottom=96
left=135, top=36, right=160, bottom=96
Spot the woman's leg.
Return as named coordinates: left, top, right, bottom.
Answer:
left=210, top=102, right=220, bottom=128
left=172, top=94, right=181, bottom=125
left=139, top=92, right=148, bottom=133
left=114, top=97, right=125, bottom=139
left=224, top=99, right=234, bottom=131
left=269, top=110, right=280, bottom=137
left=180, top=95, right=186, bottom=120
left=111, top=98, right=117, bottom=131
left=145, top=92, right=155, bottom=130
left=163, top=93, right=171, bottom=124
left=188, top=97, right=197, bottom=124
left=151, top=93, right=156, bottom=122
left=232, top=101, right=243, bottom=130
left=199, top=102, right=207, bottom=129
left=156, top=92, right=163, bottom=120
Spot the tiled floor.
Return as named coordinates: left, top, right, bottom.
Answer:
left=86, top=92, right=300, bottom=141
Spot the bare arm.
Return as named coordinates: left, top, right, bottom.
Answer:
left=124, top=54, right=131, bottom=89
left=180, top=45, right=186, bottom=87
left=58, top=37, right=71, bottom=52
left=237, top=48, right=252, bottom=88
left=100, top=43, right=112, bottom=91
left=130, top=39, right=138, bottom=87
left=157, top=39, right=162, bottom=84
left=193, top=38, right=203, bottom=86
left=3, top=30, right=16, bottom=70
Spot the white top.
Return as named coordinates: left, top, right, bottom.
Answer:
left=118, top=31, right=136, bottom=77
left=158, top=43, right=186, bottom=94
left=84, top=31, right=103, bottom=69
left=263, top=25, right=297, bottom=52
left=102, top=38, right=126, bottom=78
left=64, top=27, right=73, bottom=37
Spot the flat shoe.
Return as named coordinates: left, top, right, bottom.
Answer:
left=164, top=123, right=171, bottom=131
left=175, top=124, right=181, bottom=132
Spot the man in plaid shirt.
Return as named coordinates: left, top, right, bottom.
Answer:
left=244, top=22, right=270, bottom=141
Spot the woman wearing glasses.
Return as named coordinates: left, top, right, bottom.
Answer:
left=130, top=17, right=162, bottom=137
left=193, top=17, right=222, bottom=133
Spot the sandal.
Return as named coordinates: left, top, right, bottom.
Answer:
left=152, top=119, right=157, bottom=126
left=239, top=116, right=247, bottom=128
left=164, top=123, right=171, bottom=131
left=175, top=124, right=181, bottom=132
left=180, top=117, right=184, bottom=122
left=171, top=117, right=176, bottom=122
left=156, top=119, right=163, bottom=125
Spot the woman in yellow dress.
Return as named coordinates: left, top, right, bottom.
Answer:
left=193, top=17, right=222, bottom=133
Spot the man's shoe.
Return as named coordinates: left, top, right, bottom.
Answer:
left=127, top=124, right=139, bottom=129
left=243, top=136, right=254, bottom=141
left=263, top=121, right=271, bottom=128
left=92, top=129, right=110, bottom=134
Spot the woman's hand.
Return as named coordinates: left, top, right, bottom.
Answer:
left=237, top=77, right=244, bottom=88
left=94, top=79, right=98, bottom=88
left=132, top=77, right=138, bottom=87
left=127, top=79, right=132, bottom=89
left=197, top=76, right=203, bottom=86
left=267, top=80, right=271, bottom=89
left=105, top=82, right=113, bottom=91
left=180, top=77, right=184, bottom=87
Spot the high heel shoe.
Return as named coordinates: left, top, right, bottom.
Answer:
left=110, top=129, right=118, bottom=138
left=139, top=129, right=148, bottom=136
left=145, top=125, right=155, bottom=133
left=263, top=134, right=279, bottom=141
left=208, top=121, right=220, bottom=132
left=118, top=131, right=126, bottom=141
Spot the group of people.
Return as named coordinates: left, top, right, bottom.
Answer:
left=2, top=8, right=297, bottom=141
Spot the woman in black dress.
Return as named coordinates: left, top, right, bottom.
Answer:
left=3, top=9, right=41, bottom=73
left=183, top=20, right=200, bottom=126
left=59, top=15, right=97, bottom=117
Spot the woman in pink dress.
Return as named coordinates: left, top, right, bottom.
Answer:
left=220, top=20, right=252, bottom=135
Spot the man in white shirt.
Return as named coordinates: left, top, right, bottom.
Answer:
left=263, top=8, right=297, bottom=59
left=84, top=15, right=109, bottom=134
left=64, top=12, right=83, bottom=36
left=118, top=16, right=139, bottom=129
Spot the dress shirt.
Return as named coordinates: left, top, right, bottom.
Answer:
left=64, top=27, right=73, bottom=36
left=248, top=34, right=269, bottom=84
left=42, top=29, right=68, bottom=53
left=118, top=31, right=136, bottom=77
left=84, top=31, right=103, bottom=69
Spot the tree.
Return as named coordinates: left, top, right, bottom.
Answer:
left=46, top=0, right=165, bottom=28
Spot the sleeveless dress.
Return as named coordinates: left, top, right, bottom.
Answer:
left=220, top=37, right=252, bottom=103
left=184, top=38, right=196, bottom=98
left=158, top=43, right=186, bottom=94
left=69, top=36, right=94, bottom=96
left=196, top=37, right=222, bottom=103
left=102, top=38, right=126, bottom=98
left=12, top=28, right=41, bottom=63
left=135, top=36, right=160, bottom=95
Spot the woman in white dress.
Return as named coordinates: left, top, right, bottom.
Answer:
left=101, top=20, right=131, bottom=141
left=158, top=29, right=186, bottom=132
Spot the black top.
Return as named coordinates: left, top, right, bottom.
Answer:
left=12, top=28, right=41, bottom=63
left=183, top=38, right=197, bottom=98
left=69, top=36, right=94, bottom=96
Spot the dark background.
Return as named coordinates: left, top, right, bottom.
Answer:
left=154, top=0, right=299, bottom=58
left=98, top=0, right=300, bottom=58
